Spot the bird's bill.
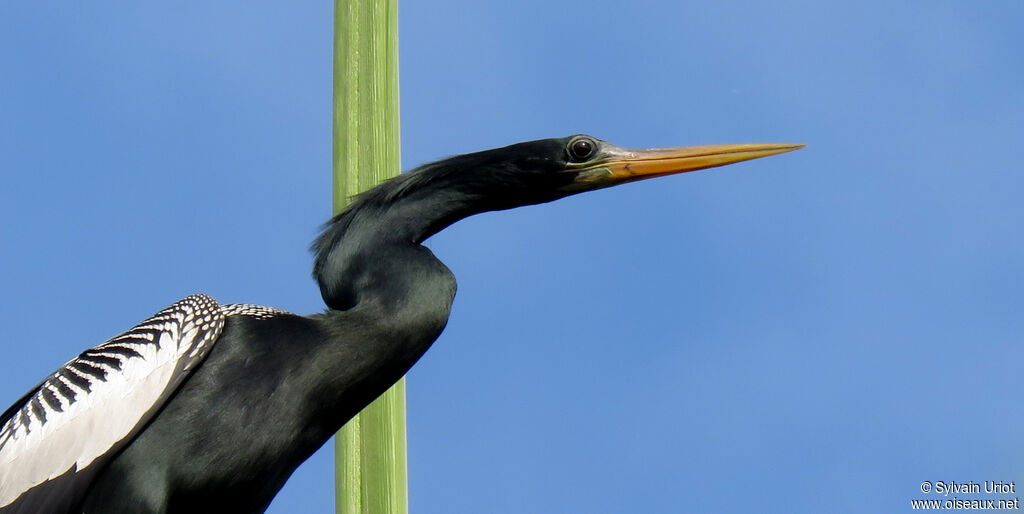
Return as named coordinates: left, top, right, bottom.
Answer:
left=567, top=142, right=804, bottom=190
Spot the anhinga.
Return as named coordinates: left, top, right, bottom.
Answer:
left=0, top=135, right=801, bottom=513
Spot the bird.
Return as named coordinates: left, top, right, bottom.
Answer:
left=0, top=135, right=801, bottom=513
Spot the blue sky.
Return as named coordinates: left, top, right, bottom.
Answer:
left=2, top=2, right=1022, bottom=512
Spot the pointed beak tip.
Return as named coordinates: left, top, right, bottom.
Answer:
left=772, top=142, right=806, bottom=156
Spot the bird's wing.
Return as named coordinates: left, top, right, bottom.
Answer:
left=219, top=303, right=290, bottom=319
left=0, top=294, right=225, bottom=513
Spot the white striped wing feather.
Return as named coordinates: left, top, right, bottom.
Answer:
left=0, top=294, right=225, bottom=510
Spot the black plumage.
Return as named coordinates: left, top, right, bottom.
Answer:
left=0, top=136, right=800, bottom=513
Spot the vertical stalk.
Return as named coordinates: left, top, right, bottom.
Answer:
left=332, top=1, right=406, bottom=514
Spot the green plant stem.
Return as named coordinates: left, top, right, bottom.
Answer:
left=332, top=0, right=406, bottom=513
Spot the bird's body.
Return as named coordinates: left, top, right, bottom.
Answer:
left=0, top=136, right=800, bottom=513
left=81, top=292, right=450, bottom=514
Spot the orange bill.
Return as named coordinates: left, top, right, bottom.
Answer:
left=567, top=142, right=804, bottom=190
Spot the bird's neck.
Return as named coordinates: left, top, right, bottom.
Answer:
left=312, top=172, right=478, bottom=311
left=289, top=178, right=466, bottom=443
left=313, top=148, right=565, bottom=304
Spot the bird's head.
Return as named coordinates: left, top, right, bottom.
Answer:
left=413, top=134, right=804, bottom=212
left=325, top=135, right=804, bottom=246
left=557, top=135, right=804, bottom=193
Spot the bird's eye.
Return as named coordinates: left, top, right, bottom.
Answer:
left=567, top=137, right=597, bottom=162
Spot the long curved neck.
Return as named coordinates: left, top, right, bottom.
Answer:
left=312, top=171, right=481, bottom=311
left=312, top=143, right=572, bottom=307
left=288, top=173, right=470, bottom=447
left=312, top=143, right=571, bottom=310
